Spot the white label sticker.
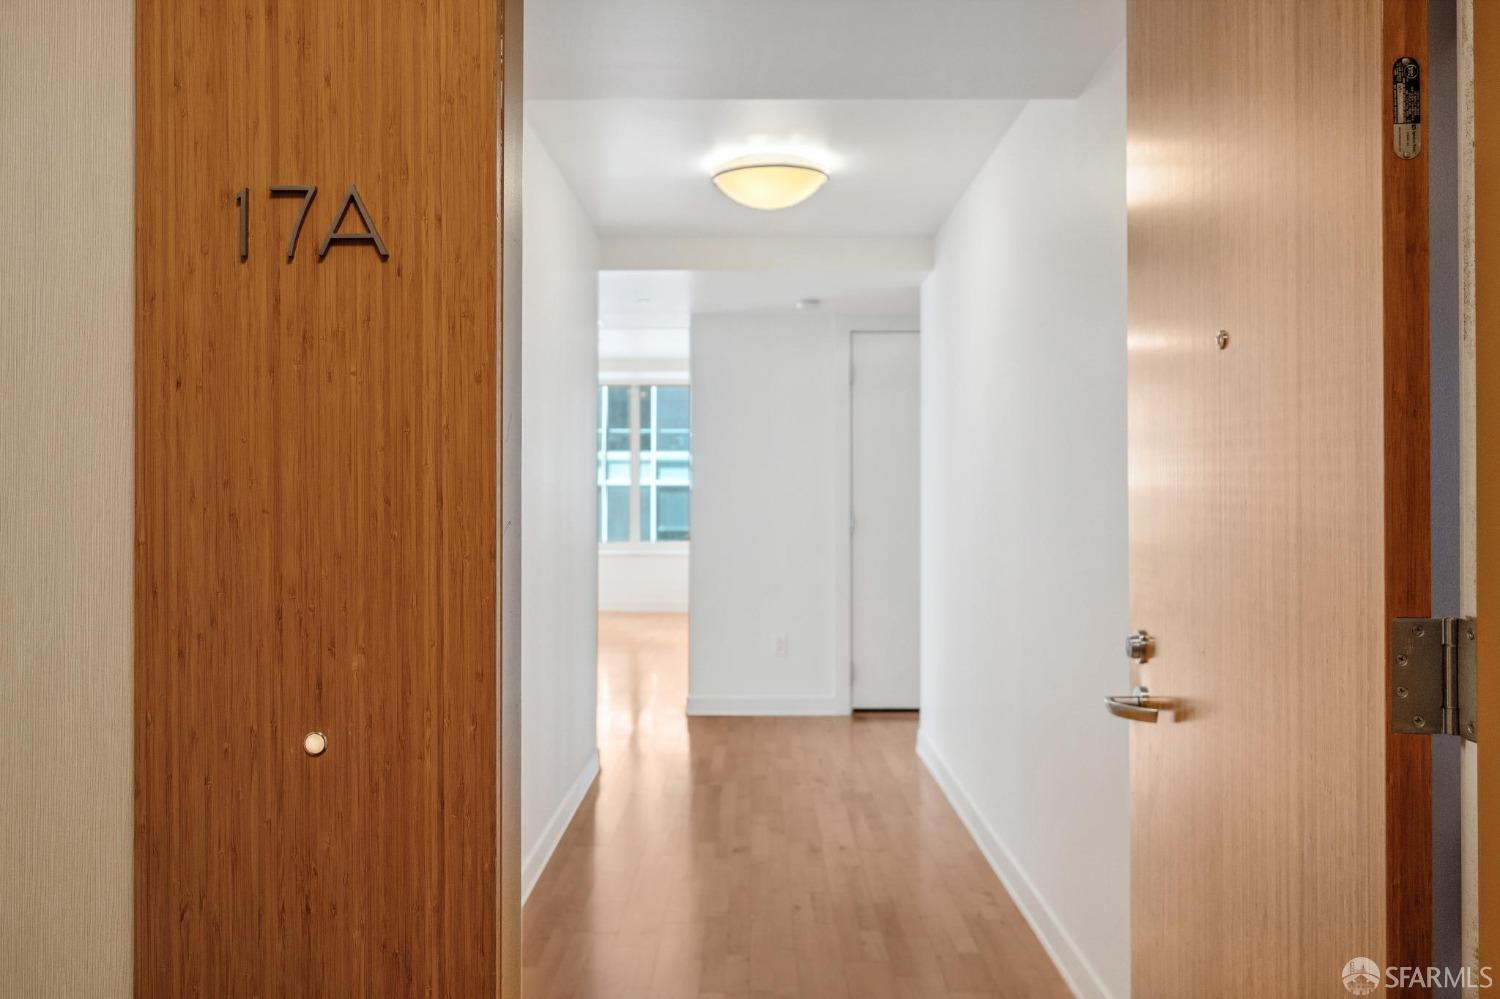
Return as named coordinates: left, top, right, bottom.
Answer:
left=1393, top=56, right=1422, bottom=160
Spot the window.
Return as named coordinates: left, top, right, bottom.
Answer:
left=598, top=384, right=691, bottom=544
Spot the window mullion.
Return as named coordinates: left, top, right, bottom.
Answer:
left=628, top=384, right=642, bottom=543
left=648, top=386, right=658, bottom=543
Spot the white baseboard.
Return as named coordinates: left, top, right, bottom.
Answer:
left=598, top=600, right=689, bottom=614
left=521, top=749, right=600, bottom=906
left=685, top=694, right=849, bottom=716
left=916, top=729, right=1116, bottom=999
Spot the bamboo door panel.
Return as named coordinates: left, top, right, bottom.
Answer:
left=1126, top=0, right=1429, bottom=993
left=134, top=2, right=501, bottom=995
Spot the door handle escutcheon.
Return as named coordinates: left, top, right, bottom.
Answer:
left=1104, top=685, right=1175, bottom=723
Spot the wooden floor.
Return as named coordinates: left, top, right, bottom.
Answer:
left=521, top=612, right=1069, bottom=998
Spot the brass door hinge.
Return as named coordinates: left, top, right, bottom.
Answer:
left=1392, top=617, right=1477, bottom=742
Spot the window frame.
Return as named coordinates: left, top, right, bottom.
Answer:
left=597, top=375, right=691, bottom=554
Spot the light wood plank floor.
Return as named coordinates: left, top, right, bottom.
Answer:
left=521, top=612, right=1069, bottom=998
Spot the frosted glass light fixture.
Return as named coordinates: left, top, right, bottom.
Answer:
left=711, top=156, right=828, bottom=211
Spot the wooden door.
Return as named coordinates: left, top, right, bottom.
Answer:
left=133, top=1, right=518, bottom=995
left=1475, top=0, right=1500, bottom=980
left=1125, top=1, right=1431, bottom=994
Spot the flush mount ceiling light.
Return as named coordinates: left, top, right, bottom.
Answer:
left=711, top=156, right=828, bottom=211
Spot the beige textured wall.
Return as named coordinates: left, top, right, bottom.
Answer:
left=0, top=2, right=133, bottom=995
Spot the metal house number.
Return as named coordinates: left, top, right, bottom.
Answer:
left=234, top=183, right=389, bottom=261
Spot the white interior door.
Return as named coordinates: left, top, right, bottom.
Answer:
left=851, top=331, right=920, bottom=709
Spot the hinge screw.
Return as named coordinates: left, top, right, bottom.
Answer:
left=1413, top=716, right=1427, bottom=729
left=1468, top=722, right=1477, bottom=737
left=1396, top=685, right=1409, bottom=699
left=1215, top=330, right=1230, bottom=350
left=1396, top=653, right=1408, bottom=667
left=1414, top=624, right=1426, bottom=637
left=1468, top=627, right=1476, bottom=640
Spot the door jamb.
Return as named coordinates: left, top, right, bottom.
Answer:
left=1384, top=1, right=1436, bottom=978
left=498, top=0, right=524, bottom=991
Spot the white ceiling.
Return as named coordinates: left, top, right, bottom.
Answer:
left=527, top=0, right=1123, bottom=315
left=526, top=0, right=1124, bottom=100
left=528, top=99, right=1023, bottom=238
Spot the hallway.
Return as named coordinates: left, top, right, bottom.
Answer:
left=521, top=613, right=1068, bottom=998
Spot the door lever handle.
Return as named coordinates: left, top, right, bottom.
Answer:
left=1104, top=685, right=1175, bottom=723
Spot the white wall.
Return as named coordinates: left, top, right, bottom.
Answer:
left=916, top=46, right=1129, bottom=999
left=598, top=552, right=689, bottom=612
left=688, top=312, right=849, bottom=715
left=520, top=122, right=601, bottom=901
left=1, top=5, right=133, bottom=996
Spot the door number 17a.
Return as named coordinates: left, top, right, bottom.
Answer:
left=234, top=184, right=390, bottom=262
